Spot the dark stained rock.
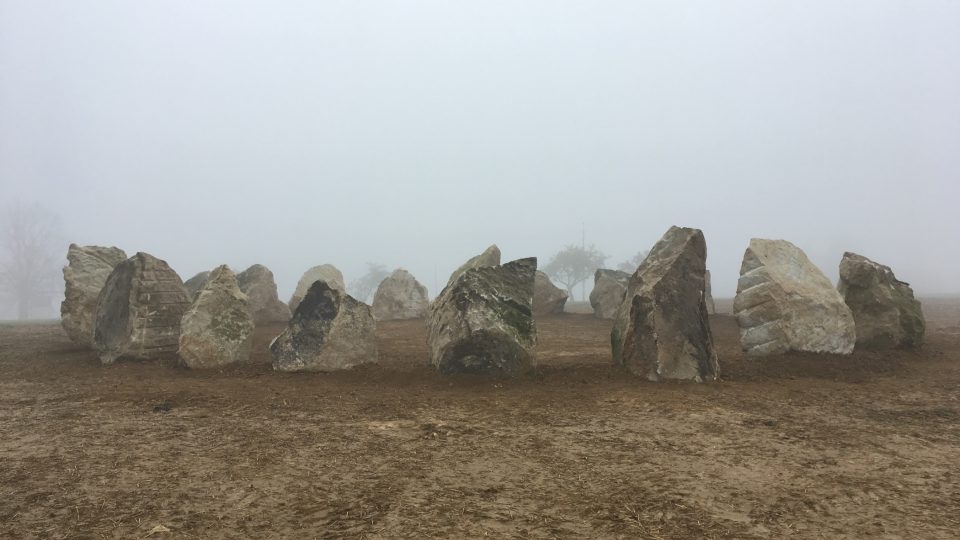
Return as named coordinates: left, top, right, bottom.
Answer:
left=427, top=257, right=537, bottom=376
left=93, top=252, right=192, bottom=364
left=60, top=244, right=127, bottom=347
left=179, top=265, right=255, bottom=369
left=183, top=271, right=211, bottom=299
left=289, top=264, right=345, bottom=312
left=589, top=269, right=631, bottom=319
left=271, top=281, right=378, bottom=372
left=237, top=264, right=291, bottom=324
left=533, top=271, right=568, bottom=316
left=611, top=226, right=718, bottom=381
left=838, top=252, right=924, bottom=349
left=372, top=269, right=429, bottom=320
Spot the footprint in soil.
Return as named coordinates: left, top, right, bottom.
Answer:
left=152, top=401, right=174, bottom=413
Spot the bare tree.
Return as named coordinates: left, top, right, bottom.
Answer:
left=348, top=262, right=390, bottom=303
left=0, top=203, right=64, bottom=320
left=543, top=244, right=607, bottom=301
left=617, top=249, right=649, bottom=274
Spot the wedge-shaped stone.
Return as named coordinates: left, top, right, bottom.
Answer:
left=589, top=269, right=630, bottom=319
left=60, top=244, right=127, bottom=347
left=289, top=264, right=345, bottom=312
left=838, top=252, right=924, bottom=349
left=179, top=265, right=255, bottom=369
left=372, top=269, right=429, bottom=320
left=611, top=226, right=718, bottom=381
left=533, top=271, right=568, bottom=316
left=445, top=244, right=501, bottom=289
left=237, top=264, right=291, bottom=324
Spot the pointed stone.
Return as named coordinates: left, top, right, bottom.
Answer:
left=427, top=257, right=537, bottom=376
left=372, top=269, right=429, bottom=320
left=589, top=269, right=630, bottom=319
left=289, top=264, right=345, bottom=312
left=60, top=244, right=127, bottom=347
left=838, top=252, right=924, bottom=349
left=445, top=244, right=501, bottom=289
left=183, top=271, right=211, bottom=299
left=271, top=282, right=378, bottom=372
left=93, top=252, right=192, bottom=364
left=533, top=271, right=568, bottom=316
left=179, top=265, right=255, bottom=369
left=237, top=264, right=291, bottom=324
left=611, top=226, right=718, bottom=381
left=734, top=239, right=855, bottom=356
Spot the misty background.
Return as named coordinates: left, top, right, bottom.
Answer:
left=2, top=1, right=958, bottom=318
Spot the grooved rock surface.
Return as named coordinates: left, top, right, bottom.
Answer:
left=838, top=252, right=924, bottom=349
left=237, top=264, right=291, bottom=324
left=60, top=244, right=127, bottom=347
left=372, top=269, right=429, bottom=320
left=611, top=226, right=718, bottom=381
left=179, top=265, right=255, bottom=369
left=183, top=271, right=211, bottom=299
left=289, top=265, right=345, bottom=312
left=705, top=270, right=716, bottom=315
left=446, top=244, right=501, bottom=289
left=734, top=239, right=855, bottom=356
left=589, top=269, right=631, bottom=319
left=427, top=257, right=537, bottom=376
left=533, top=271, right=568, bottom=316
left=271, top=281, right=378, bottom=372
left=93, top=252, right=192, bottom=364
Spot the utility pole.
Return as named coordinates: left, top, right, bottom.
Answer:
left=581, top=222, right=586, bottom=301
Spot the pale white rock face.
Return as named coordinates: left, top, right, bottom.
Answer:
left=734, top=239, right=855, bottom=356
left=589, top=269, right=631, bottom=319
left=272, top=281, right=378, bottom=372
left=179, top=265, right=255, bottom=369
left=93, top=252, right=193, bottom=364
left=372, top=269, right=429, bottom=320
left=60, top=244, right=127, bottom=348
left=289, top=264, right=345, bottom=312
left=445, top=244, right=501, bottom=289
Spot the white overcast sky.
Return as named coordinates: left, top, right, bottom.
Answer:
left=2, top=1, right=958, bottom=300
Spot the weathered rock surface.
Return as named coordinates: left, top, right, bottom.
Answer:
left=179, top=265, right=255, bottom=369
left=705, top=270, right=716, bottom=314
left=734, top=239, right=855, bottom=356
left=289, top=264, right=345, bottom=312
left=271, top=281, right=378, bottom=371
left=533, top=271, right=568, bottom=316
left=372, top=269, right=429, bottom=320
left=183, top=271, right=211, bottom=299
left=446, top=244, right=501, bottom=289
left=237, top=264, right=291, bottom=324
left=60, top=244, right=127, bottom=347
left=838, top=252, right=924, bottom=349
left=611, top=226, right=718, bottom=381
left=93, top=252, right=192, bottom=364
left=427, top=257, right=537, bottom=376
left=589, top=269, right=631, bottom=319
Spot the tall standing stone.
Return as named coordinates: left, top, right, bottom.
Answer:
left=611, top=226, right=718, bottom=381
left=589, top=269, right=631, bottom=319
left=61, top=244, right=127, bottom=348
left=271, top=281, right=378, bottom=372
left=734, top=239, right=855, bottom=356
left=183, top=271, right=211, bottom=299
left=446, top=244, right=501, bottom=289
left=289, top=264, right=345, bottom=312
left=237, top=264, right=291, bottom=324
left=533, top=271, right=568, bottom=316
left=371, top=269, right=429, bottom=320
left=838, top=252, right=924, bottom=349
left=705, top=270, right=716, bottom=315
left=427, top=258, right=537, bottom=376
left=93, top=252, right=192, bottom=364
left=179, top=265, right=255, bottom=369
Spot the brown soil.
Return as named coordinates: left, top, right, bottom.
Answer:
left=2, top=302, right=959, bottom=539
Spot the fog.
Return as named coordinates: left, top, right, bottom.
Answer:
left=2, top=1, right=958, bottom=307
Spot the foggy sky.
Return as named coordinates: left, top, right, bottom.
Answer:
left=2, top=1, right=958, bottom=302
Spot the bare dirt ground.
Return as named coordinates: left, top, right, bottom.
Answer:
left=1, top=299, right=959, bottom=539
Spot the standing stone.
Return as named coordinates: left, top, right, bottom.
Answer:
left=838, top=252, right=924, bottom=349
left=734, top=239, right=855, bottom=356
left=183, top=271, right=211, bottom=299
left=705, top=270, right=716, bottom=314
left=446, top=244, right=501, bottom=289
left=589, top=269, right=631, bottom=319
left=611, top=226, right=718, bottom=381
left=427, top=258, right=537, bottom=376
left=289, top=264, right=345, bottom=312
left=179, top=265, right=255, bottom=369
left=93, top=252, right=192, bottom=364
left=237, top=264, right=291, bottom=324
left=271, top=281, right=378, bottom=371
left=533, top=271, right=568, bottom=316
left=372, top=269, right=429, bottom=320
left=60, top=244, right=127, bottom=347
